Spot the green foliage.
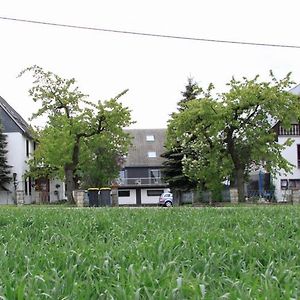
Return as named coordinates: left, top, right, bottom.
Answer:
left=20, top=66, right=133, bottom=201
left=1, top=206, right=300, bottom=298
left=78, top=132, right=131, bottom=188
left=162, top=78, right=200, bottom=194
left=170, top=72, right=300, bottom=200
left=0, top=123, right=11, bottom=187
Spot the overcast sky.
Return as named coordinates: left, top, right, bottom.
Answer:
left=1, top=0, right=300, bottom=129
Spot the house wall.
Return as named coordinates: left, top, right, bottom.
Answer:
left=117, top=187, right=169, bottom=205
left=141, top=188, right=168, bottom=204
left=1, top=132, right=65, bottom=204
left=0, top=132, right=29, bottom=204
left=118, top=189, right=136, bottom=205
left=49, top=180, right=66, bottom=202
left=273, top=136, right=300, bottom=201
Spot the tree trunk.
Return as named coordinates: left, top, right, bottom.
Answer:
left=65, top=164, right=76, bottom=204
left=64, top=137, right=81, bottom=204
left=236, top=167, right=246, bottom=202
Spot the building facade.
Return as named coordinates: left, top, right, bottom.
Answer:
left=117, top=129, right=169, bottom=205
left=0, top=96, right=64, bottom=204
left=272, top=122, right=300, bottom=202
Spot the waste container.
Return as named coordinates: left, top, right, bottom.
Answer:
left=88, top=188, right=99, bottom=207
left=99, top=188, right=111, bottom=206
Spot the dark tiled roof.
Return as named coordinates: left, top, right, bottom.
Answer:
left=124, top=129, right=166, bottom=167
left=0, top=96, right=32, bottom=137
left=290, top=84, right=300, bottom=95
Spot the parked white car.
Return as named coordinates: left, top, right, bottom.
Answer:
left=158, top=192, right=173, bottom=207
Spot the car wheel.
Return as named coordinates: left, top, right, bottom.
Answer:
left=165, top=201, right=172, bottom=207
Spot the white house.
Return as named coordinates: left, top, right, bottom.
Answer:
left=271, top=84, right=300, bottom=202
left=0, top=96, right=65, bottom=204
left=117, top=129, right=169, bottom=205
left=273, top=124, right=300, bottom=201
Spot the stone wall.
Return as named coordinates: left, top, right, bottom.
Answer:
left=292, top=190, right=300, bottom=204
left=73, top=190, right=85, bottom=207
left=230, top=188, right=238, bottom=203
left=16, top=190, right=24, bottom=205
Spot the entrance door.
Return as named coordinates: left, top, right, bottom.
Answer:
left=35, top=178, right=50, bottom=203
left=136, top=188, right=141, bottom=205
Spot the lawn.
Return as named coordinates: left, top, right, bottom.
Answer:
left=0, top=206, right=299, bottom=299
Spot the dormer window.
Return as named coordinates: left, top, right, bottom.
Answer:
left=148, top=151, right=157, bottom=158
left=146, top=135, right=155, bottom=141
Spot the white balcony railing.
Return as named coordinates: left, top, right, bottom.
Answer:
left=117, top=177, right=167, bottom=186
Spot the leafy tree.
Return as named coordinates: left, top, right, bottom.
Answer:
left=0, top=123, right=11, bottom=188
left=161, top=78, right=200, bottom=203
left=78, top=134, right=127, bottom=188
left=20, top=66, right=133, bottom=203
left=170, top=72, right=300, bottom=202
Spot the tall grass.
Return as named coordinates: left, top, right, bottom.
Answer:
left=0, top=206, right=299, bottom=299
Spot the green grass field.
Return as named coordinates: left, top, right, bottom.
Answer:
left=0, top=206, right=299, bottom=299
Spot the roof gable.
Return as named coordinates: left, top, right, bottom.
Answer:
left=124, top=128, right=166, bottom=167
left=0, top=96, right=32, bottom=137
left=290, top=84, right=300, bottom=95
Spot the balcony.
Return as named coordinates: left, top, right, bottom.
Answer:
left=117, top=177, right=167, bottom=187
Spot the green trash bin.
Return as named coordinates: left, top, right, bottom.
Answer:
left=99, top=188, right=111, bottom=206
left=88, top=188, right=99, bottom=207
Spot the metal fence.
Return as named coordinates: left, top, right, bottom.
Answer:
left=246, top=190, right=276, bottom=202
left=117, top=177, right=167, bottom=186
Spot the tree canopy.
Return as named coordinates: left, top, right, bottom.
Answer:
left=161, top=78, right=200, bottom=202
left=169, top=72, right=300, bottom=202
left=20, top=65, right=133, bottom=203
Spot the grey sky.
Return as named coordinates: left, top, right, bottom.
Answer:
left=1, top=0, right=300, bottom=129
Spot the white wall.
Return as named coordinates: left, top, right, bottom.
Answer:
left=141, top=188, right=168, bottom=204
left=3, top=132, right=28, bottom=203
left=49, top=179, right=66, bottom=202
left=118, top=189, right=136, bottom=205
left=273, top=136, right=300, bottom=201
left=6, top=132, right=27, bottom=182
left=0, top=191, right=13, bottom=204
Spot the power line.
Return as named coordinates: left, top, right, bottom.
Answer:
left=1, top=15, right=300, bottom=49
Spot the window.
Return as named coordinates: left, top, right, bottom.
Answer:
left=28, top=177, right=32, bottom=196
left=148, top=151, right=157, bottom=158
left=24, top=178, right=28, bottom=195
left=146, top=135, right=155, bottom=141
left=119, top=170, right=125, bottom=179
left=289, top=179, right=300, bottom=190
left=26, top=139, right=29, bottom=157
left=298, top=145, right=300, bottom=168
left=281, top=179, right=288, bottom=190
left=147, top=189, right=164, bottom=196
left=118, top=190, right=130, bottom=197
left=150, top=169, right=161, bottom=183
left=150, top=169, right=161, bottom=178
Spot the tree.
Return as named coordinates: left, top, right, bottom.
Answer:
left=78, top=134, right=127, bottom=188
left=170, top=72, right=300, bottom=202
left=0, top=123, right=11, bottom=188
left=20, top=65, right=133, bottom=203
left=161, top=78, right=201, bottom=203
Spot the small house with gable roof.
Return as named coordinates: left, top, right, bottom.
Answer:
left=117, top=129, right=169, bottom=205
